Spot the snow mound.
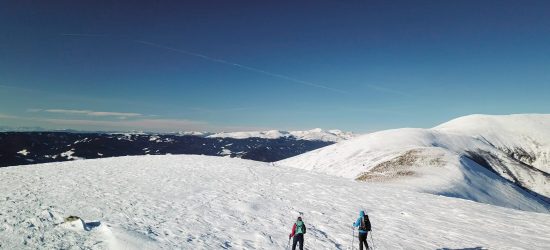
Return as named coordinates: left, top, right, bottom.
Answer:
left=278, top=114, right=550, bottom=212
left=1, top=155, right=549, bottom=249
left=208, top=128, right=355, bottom=142
left=60, top=149, right=84, bottom=160
left=17, top=149, right=30, bottom=156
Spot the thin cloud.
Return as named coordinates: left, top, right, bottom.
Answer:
left=3, top=112, right=266, bottom=132
left=88, top=111, right=142, bottom=117
left=0, top=84, right=39, bottom=92
left=43, top=109, right=143, bottom=117
left=45, top=109, right=89, bottom=115
left=1, top=113, right=209, bottom=131
left=186, top=106, right=260, bottom=114
left=42, top=118, right=207, bottom=131
left=2, top=84, right=148, bottom=108
left=0, top=113, right=18, bottom=119
left=26, top=108, right=43, bottom=112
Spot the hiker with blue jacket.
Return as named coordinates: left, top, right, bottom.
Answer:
left=353, top=210, right=371, bottom=250
left=289, top=216, right=306, bottom=250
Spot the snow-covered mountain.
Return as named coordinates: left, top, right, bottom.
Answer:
left=278, top=114, right=550, bottom=212
left=175, top=131, right=214, bottom=137
left=1, top=155, right=549, bottom=249
left=207, top=128, right=355, bottom=142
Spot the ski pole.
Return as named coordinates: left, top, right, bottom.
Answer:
left=370, top=230, right=375, bottom=250
left=351, top=227, right=355, bottom=250
left=287, top=237, right=290, bottom=250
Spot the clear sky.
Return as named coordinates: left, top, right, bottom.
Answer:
left=1, top=1, right=549, bottom=133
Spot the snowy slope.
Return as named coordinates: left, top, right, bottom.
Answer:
left=278, top=114, right=550, bottom=212
left=207, top=128, right=355, bottom=142
left=435, top=114, right=550, bottom=173
left=1, top=155, right=550, bottom=249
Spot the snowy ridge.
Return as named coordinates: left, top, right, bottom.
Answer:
left=278, top=114, right=550, bottom=212
left=1, top=155, right=549, bottom=249
left=435, top=114, right=550, bottom=173
left=176, top=131, right=214, bottom=137
left=207, top=128, right=354, bottom=142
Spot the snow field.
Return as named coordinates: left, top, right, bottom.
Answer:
left=1, top=155, right=549, bottom=249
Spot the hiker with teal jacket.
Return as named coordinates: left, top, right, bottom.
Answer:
left=289, top=216, right=306, bottom=250
left=353, top=210, right=371, bottom=250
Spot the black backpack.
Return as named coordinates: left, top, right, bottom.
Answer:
left=359, top=215, right=371, bottom=231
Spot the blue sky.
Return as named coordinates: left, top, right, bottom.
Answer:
left=1, top=1, right=549, bottom=133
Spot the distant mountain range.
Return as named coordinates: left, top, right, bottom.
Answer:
left=207, top=128, right=354, bottom=142
left=0, top=129, right=355, bottom=167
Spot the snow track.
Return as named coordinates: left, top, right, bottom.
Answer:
left=1, top=155, right=549, bottom=249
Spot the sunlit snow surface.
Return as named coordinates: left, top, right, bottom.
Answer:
left=1, top=155, right=549, bottom=249
left=279, top=114, right=550, bottom=213
left=208, top=128, right=355, bottom=142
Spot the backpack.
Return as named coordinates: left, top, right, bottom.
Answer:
left=359, top=215, right=371, bottom=231
left=295, top=221, right=305, bottom=234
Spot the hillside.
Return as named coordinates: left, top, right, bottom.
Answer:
left=1, top=155, right=549, bottom=249
left=278, top=114, right=550, bottom=212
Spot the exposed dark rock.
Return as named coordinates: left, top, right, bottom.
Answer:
left=464, top=150, right=550, bottom=204
left=499, top=146, right=536, bottom=166
left=356, top=149, right=445, bottom=181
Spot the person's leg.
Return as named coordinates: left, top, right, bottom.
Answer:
left=292, top=236, right=298, bottom=250
left=298, top=234, right=304, bottom=250
left=364, top=232, right=369, bottom=249
left=358, top=233, right=367, bottom=250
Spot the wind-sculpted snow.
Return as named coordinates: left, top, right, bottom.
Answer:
left=1, top=155, right=550, bottom=249
left=435, top=114, right=550, bottom=174
left=279, top=114, right=550, bottom=212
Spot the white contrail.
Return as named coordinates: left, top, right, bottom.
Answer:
left=61, top=34, right=413, bottom=97
left=60, top=34, right=347, bottom=94
left=134, top=40, right=348, bottom=94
